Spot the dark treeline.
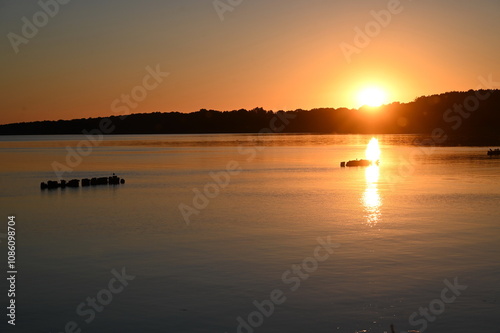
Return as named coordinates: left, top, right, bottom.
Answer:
left=1, top=90, right=499, bottom=143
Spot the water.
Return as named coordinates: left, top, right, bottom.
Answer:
left=0, top=134, right=499, bottom=333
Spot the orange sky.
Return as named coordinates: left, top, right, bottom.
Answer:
left=1, top=0, right=499, bottom=124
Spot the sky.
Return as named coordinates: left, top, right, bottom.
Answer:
left=1, top=0, right=500, bottom=124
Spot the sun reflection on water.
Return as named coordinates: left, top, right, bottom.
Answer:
left=362, top=165, right=382, bottom=226
left=366, top=138, right=381, bottom=162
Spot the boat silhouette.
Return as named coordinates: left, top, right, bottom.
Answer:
left=487, top=148, right=500, bottom=156
left=341, top=159, right=379, bottom=167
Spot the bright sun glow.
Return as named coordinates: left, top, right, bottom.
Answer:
left=365, top=138, right=381, bottom=161
left=357, top=87, right=387, bottom=107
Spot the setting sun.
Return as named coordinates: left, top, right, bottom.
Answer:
left=357, top=88, right=387, bottom=108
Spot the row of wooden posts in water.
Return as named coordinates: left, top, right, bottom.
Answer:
left=41, top=174, right=125, bottom=190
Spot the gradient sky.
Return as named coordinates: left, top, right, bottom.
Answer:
left=1, top=0, right=499, bottom=124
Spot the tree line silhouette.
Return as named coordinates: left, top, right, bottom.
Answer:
left=1, top=90, right=499, bottom=144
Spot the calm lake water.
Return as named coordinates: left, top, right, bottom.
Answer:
left=0, top=134, right=499, bottom=333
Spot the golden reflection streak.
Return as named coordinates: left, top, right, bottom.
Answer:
left=362, top=165, right=382, bottom=227
left=366, top=138, right=381, bottom=162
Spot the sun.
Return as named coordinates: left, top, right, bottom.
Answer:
left=357, top=87, right=387, bottom=107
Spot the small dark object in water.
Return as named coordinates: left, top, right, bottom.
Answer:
left=82, top=178, right=90, bottom=187
left=97, top=177, right=108, bottom=185
left=487, top=148, right=500, bottom=156
left=47, top=180, right=59, bottom=189
left=67, top=179, right=80, bottom=187
left=109, top=175, right=120, bottom=185
left=60, top=180, right=66, bottom=188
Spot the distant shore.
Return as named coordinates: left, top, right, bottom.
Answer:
left=1, top=90, right=500, bottom=147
